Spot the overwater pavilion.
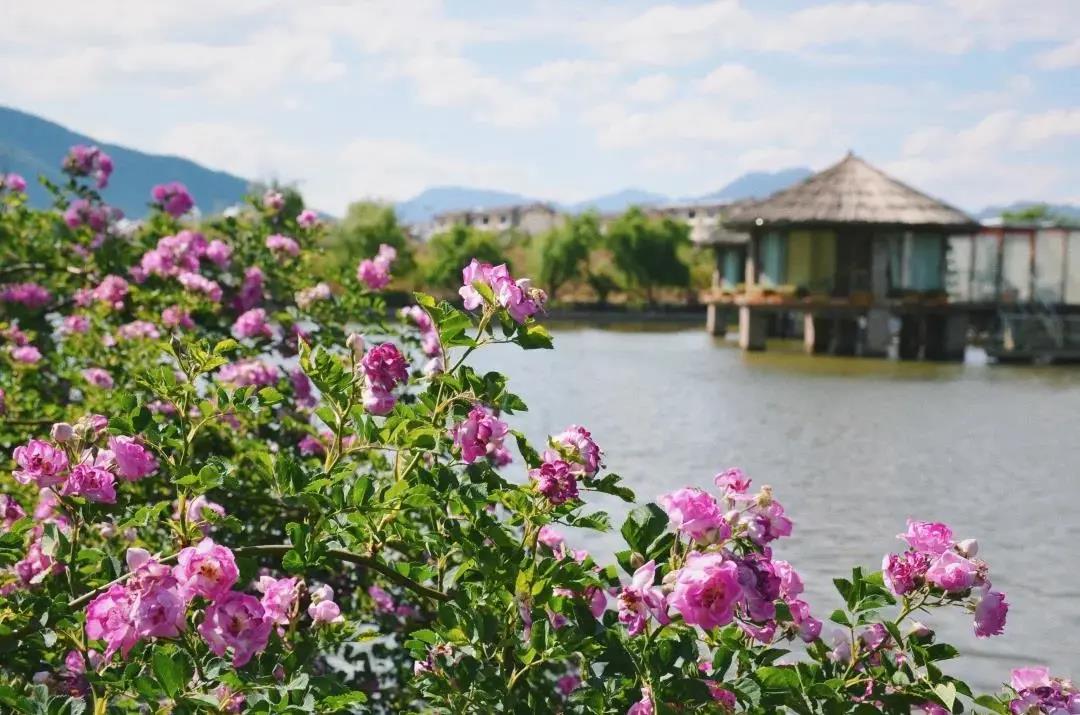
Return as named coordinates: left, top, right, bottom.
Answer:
left=718, top=153, right=980, bottom=360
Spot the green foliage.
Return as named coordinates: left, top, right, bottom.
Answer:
left=323, top=201, right=415, bottom=278
left=537, top=212, right=599, bottom=301
left=422, top=224, right=508, bottom=289
left=605, top=207, right=690, bottom=304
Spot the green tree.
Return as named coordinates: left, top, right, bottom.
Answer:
left=537, top=212, right=599, bottom=301
left=1000, top=203, right=1079, bottom=227
left=605, top=206, right=690, bottom=305
left=324, top=201, right=414, bottom=278
left=422, top=224, right=508, bottom=289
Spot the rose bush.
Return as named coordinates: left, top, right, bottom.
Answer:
left=0, top=151, right=1073, bottom=714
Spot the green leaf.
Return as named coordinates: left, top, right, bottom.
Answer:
left=619, top=503, right=668, bottom=554
left=152, top=645, right=191, bottom=698
left=756, top=666, right=800, bottom=692
left=515, top=321, right=553, bottom=350
left=258, top=386, right=284, bottom=405
left=933, top=682, right=957, bottom=710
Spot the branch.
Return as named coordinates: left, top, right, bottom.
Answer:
left=234, top=544, right=451, bottom=603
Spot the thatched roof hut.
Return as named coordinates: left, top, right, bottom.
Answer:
left=726, top=153, right=977, bottom=231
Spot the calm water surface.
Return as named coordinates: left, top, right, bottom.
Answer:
left=470, top=326, right=1080, bottom=691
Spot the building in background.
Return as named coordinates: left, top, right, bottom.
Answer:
left=426, top=202, right=563, bottom=238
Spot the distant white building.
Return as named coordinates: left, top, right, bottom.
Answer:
left=648, top=201, right=750, bottom=247
left=426, top=202, right=564, bottom=239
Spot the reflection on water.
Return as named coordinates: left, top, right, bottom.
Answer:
left=468, top=325, right=1080, bottom=691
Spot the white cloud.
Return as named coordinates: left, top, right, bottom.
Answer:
left=524, top=60, right=621, bottom=88
left=697, top=63, right=761, bottom=98
left=1034, top=39, right=1080, bottom=69
left=625, top=74, right=677, bottom=103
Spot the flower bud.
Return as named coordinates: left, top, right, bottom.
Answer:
left=956, top=538, right=978, bottom=558
left=907, top=621, right=933, bottom=642
left=50, top=422, right=74, bottom=443
left=346, top=332, right=365, bottom=359
left=629, top=552, right=645, bottom=570
left=273, top=664, right=286, bottom=681
left=723, top=509, right=740, bottom=524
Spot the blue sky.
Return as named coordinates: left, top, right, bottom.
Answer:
left=1, top=0, right=1078, bottom=213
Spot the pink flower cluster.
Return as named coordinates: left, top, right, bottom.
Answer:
left=62, top=145, right=113, bottom=188
left=549, top=425, right=602, bottom=477
left=1008, top=666, right=1080, bottom=714
left=263, top=190, right=284, bottom=211
left=161, top=305, right=195, bottom=330
left=1, top=173, right=27, bottom=192
left=357, top=244, right=397, bottom=290
left=82, top=367, right=114, bottom=389
left=217, top=359, right=279, bottom=388
left=459, top=259, right=546, bottom=323
left=151, top=182, right=195, bottom=217
left=136, top=230, right=208, bottom=278
left=451, top=405, right=511, bottom=466
left=232, top=308, right=273, bottom=340
left=63, top=199, right=121, bottom=232
left=88, top=275, right=129, bottom=309
left=297, top=208, right=319, bottom=228
left=177, top=271, right=223, bottom=302
left=116, top=320, right=160, bottom=341
left=359, top=342, right=409, bottom=415
left=617, top=561, right=669, bottom=636
left=266, top=233, right=300, bottom=258
left=295, top=282, right=332, bottom=310
left=0, top=282, right=51, bottom=309
left=883, top=519, right=1008, bottom=638
left=234, top=266, right=264, bottom=311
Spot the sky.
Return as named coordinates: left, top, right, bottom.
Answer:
left=2, top=0, right=1079, bottom=214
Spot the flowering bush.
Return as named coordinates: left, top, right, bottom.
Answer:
left=0, top=152, right=1072, bottom=714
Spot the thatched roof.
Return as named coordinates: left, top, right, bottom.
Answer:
left=726, top=153, right=977, bottom=231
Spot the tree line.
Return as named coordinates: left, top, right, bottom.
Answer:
left=317, top=200, right=717, bottom=308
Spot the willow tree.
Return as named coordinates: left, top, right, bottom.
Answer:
left=606, top=206, right=690, bottom=305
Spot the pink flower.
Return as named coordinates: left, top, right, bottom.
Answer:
left=217, top=359, right=279, bottom=387
left=82, top=367, right=114, bottom=389
left=64, top=199, right=119, bottom=231
left=899, top=519, right=953, bottom=555
left=0, top=282, right=51, bottom=309
left=617, top=561, right=668, bottom=636
left=298, top=435, right=325, bottom=456
left=258, top=576, right=300, bottom=627
left=451, top=405, right=510, bottom=465
left=973, top=588, right=1008, bottom=638
left=714, top=468, right=751, bottom=494
left=2, top=173, right=27, bottom=192
left=308, top=584, right=343, bottom=624
left=150, top=182, right=195, bottom=217
left=107, top=436, right=158, bottom=480
left=550, top=425, right=602, bottom=477
left=356, top=243, right=397, bottom=290
left=62, top=463, right=117, bottom=503
left=290, top=368, right=315, bottom=408
left=198, top=592, right=271, bottom=667
left=658, top=488, right=728, bottom=543
left=232, top=308, right=272, bottom=339
left=184, top=495, right=226, bottom=534
left=361, top=342, right=408, bottom=393
left=532, top=458, right=579, bottom=505
left=773, top=560, right=803, bottom=600
left=669, top=551, right=742, bottom=630
left=85, top=584, right=137, bottom=659
left=627, top=687, right=654, bottom=715
left=788, top=599, right=823, bottom=642
left=925, top=550, right=977, bottom=593
left=205, top=239, right=232, bottom=268
left=882, top=550, right=931, bottom=595
left=295, top=282, right=332, bottom=310
left=176, top=272, right=222, bottom=302
left=12, top=439, right=69, bottom=487
left=297, top=209, right=319, bottom=228
left=173, top=538, right=239, bottom=601
left=161, top=305, right=195, bottom=330
left=117, top=320, right=160, bottom=341
left=459, top=259, right=544, bottom=323
left=91, top=275, right=129, bottom=309
left=266, top=233, right=300, bottom=258
left=63, top=314, right=91, bottom=333
left=0, top=494, right=26, bottom=531
left=1011, top=666, right=1051, bottom=692
left=62, top=145, right=113, bottom=188
left=557, top=673, right=581, bottom=696
left=744, top=500, right=793, bottom=546
left=128, top=553, right=185, bottom=640
left=263, top=190, right=284, bottom=210
left=15, top=538, right=64, bottom=585
left=10, top=345, right=42, bottom=363
left=537, top=525, right=566, bottom=555
left=369, top=585, right=396, bottom=614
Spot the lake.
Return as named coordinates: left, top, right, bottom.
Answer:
left=470, top=325, right=1080, bottom=692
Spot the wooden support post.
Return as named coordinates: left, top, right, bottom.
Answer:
left=863, top=308, right=891, bottom=357
left=924, top=312, right=968, bottom=361
left=739, top=306, right=767, bottom=351
left=898, top=315, right=922, bottom=360
left=706, top=253, right=724, bottom=335
left=835, top=318, right=858, bottom=356
left=803, top=312, right=829, bottom=354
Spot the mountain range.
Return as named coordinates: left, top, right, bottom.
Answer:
left=3, top=105, right=1076, bottom=227
left=0, top=105, right=249, bottom=218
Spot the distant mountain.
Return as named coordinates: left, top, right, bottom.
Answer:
left=0, top=105, right=249, bottom=217
left=395, top=186, right=538, bottom=224
left=695, top=167, right=813, bottom=202
left=565, top=188, right=667, bottom=214
left=975, top=201, right=1080, bottom=223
